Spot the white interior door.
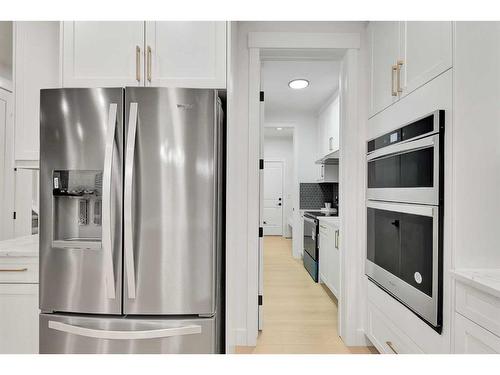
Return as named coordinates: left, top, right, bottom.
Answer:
left=263, top=160, right=284, bottom=236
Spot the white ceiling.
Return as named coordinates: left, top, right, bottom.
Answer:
left=262, top=60, right=340, bottom=114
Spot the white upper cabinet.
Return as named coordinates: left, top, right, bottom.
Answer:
left=145, top=21, right=226, bottom=88
left=399, top=22, right=452, bottom=98
left=14, top=21, right=60, bottom=161
left=368, top=21, right=452, bottom=118
left=62, top=21, right=227, bottom=89
left=368, top=21, right=400, bottom=117
left=62, top=21, right=144, bottom=87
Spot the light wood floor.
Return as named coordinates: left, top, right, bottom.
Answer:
left=236, top=236, right=377, bottom=354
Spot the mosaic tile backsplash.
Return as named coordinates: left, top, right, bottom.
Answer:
left=300, top=183, right=339, bottom=209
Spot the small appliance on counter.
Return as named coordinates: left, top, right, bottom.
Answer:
left=303, top=209, right=339, bottom=282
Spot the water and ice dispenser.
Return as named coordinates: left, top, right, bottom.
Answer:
left=51, top=170, right=103, bottom=250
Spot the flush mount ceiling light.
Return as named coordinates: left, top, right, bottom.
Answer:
left=276, top=127, right=283, bottom=130
left=288, top=79, right=309, bottom=90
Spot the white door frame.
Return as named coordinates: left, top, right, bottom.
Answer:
left=263, top=159, right=285, bottom=236
left=246, top=32, right=365, bottom=346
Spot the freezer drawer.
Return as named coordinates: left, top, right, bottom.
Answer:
left=40, top=313, right=217, bottom=354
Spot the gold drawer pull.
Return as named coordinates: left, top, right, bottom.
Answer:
left=0, top=268, right=28, bottom=272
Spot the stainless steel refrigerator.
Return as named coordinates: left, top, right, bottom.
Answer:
left=38, top=88, right=224, bottom=354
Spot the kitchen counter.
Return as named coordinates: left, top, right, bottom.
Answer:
left=451, top=269, right=500, bottom=299
left=318, top=216, right=340, bottom=226
left=0, top=234, right=39, bottom=258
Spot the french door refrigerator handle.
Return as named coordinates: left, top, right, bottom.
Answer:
left=102, top=103, right=117, bottom=299
left=124, top=102, right=138, bottom=299
left=48, top=321, right=201, bottom=340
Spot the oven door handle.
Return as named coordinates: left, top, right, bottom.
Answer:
left=367, top=133, right=437, bottom=162
left=303, top=217, right=317, bottom=225
left=367, top=200, right=436, bottom=218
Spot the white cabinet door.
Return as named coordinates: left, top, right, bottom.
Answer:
left=454, top=313, right=500, bottom=354
left=14, top=169, right=38, bottom=237
left=368, top=22, right=400, bottom=117
left=145, top=21, right=226, bottom=88
left=330, top=223, right=340, bottom=298
left=0, top=88, right=14, bottom=240
left=400, top=22, right=452, bottom=97
left=62, top=21, right=144, bottom=87
left=318, top=224, right=330, bottom=283
left=14, top=21, right=60, bottom=161
left=0, top=283, right=38, bottom=354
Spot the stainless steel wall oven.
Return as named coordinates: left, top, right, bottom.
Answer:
left=366, top=110, right=444, bottom=332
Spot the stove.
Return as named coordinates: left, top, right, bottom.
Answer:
left=304, top=210, right=338, bottom=219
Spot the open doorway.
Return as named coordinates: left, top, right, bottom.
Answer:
left=246, top=53, right=373, bottom=354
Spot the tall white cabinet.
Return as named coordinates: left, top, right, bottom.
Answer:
left=62, top=21, right=227, bottom=88
left=368, top=21, right=452, bottom=117
left=14, top=22, right=60, bottom=162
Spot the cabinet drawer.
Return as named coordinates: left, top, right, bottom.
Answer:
left=0, top=257, right=38, bottom=283
left=454, top=313, right=500, bottom=354
left=456, top=281, right=500, bottom=337
left=366, top=302, right=423, bottom=354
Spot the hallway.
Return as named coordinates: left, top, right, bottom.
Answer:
left=237, top=236, right=376, bottom=354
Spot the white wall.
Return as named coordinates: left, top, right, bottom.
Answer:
left=230, top=21, right=367, bottom=346
left=263, top=134, right=294, bottom=237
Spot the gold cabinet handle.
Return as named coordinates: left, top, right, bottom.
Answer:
left=391, top=65, right=398, bottom=96
left=386, top=341, right=398, bottom=354
left=396, top=60, right=404, bottom=94
left=0, top=268, right=28, bottom=272
left=135, top=46, right=141, bottom=83
left=147, top=46, right=152, bottom=83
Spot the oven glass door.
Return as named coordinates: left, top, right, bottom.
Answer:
left=303, top=216, right=317, bottom=260
left=367, top=134, right=440, bottom=205
left=366, top=200, right=440, bottom=327
left=367, top=204, right=434, bottom=297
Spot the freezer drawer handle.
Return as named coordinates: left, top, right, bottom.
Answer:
left=124, top=102, right=138, bottom=299
left=102, top=103, right=118, bottom=299
left=48, top=320, right=202, bottom=340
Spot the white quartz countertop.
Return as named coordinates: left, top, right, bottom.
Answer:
left=0, top=234, right=39, bottom=258
left=451, top=269, right=500, bottom=299
left=318, top=216, right=340, bottom=226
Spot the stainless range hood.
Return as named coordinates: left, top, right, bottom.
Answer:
left=315, top=149, right=339, bottom=165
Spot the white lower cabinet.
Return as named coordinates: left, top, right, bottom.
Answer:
left=454, top=313, right=500, bottom=354
left=366, top=302, right=423, bottom=354
left=452, top=277, right=500, bottom=354
left=318, top=221, right=340, bottom=298
left=0, top=283, right=38, bottom=353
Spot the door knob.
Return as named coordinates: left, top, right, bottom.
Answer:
left=278, top=197, right=282, bottom=201
left=278, top=203, right=282, bottom=206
